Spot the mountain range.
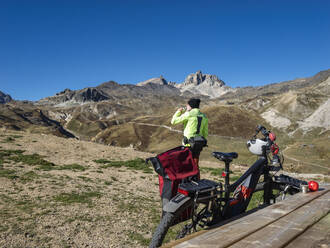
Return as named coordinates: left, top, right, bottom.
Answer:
left=1, top=69, right=329, bottom=172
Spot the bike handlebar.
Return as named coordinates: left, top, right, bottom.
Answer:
left=254, top=125, right=270, bottom=138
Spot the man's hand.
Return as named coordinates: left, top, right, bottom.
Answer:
left=178, top=107, right=185, bottom=112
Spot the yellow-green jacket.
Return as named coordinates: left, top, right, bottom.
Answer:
left=171, top=108, right=208, bottom=141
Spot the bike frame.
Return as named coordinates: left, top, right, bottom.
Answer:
left=164, top=154, right=274, bottom=224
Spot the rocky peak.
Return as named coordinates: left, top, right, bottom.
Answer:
left=74, top=88, right=109, bottom=103
left=0, top=91, right=12, bottom=104
left=182, top=70, right=225, bottom=87
left=38, top=87, right=110, bottom=106
left=56, top=88, right=73, bottom=96
left=137, top=76, right=168, bottom=86
left=97, top=81, right=120, bottom=90
left=168, top=81, right=177, bottom=87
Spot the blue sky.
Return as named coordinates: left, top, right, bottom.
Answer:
left=1, top=0, right=329, bottom=100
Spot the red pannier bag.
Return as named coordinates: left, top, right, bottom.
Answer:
left=147, top=146, right=199, bottom=224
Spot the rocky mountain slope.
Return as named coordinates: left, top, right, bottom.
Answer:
left=222, top=69, right=330, bottom=100
left=0, top=69, right=329, bottom=172
left=0, top=91, right=12, bottom=104
left=2, top=69, right=330, bottom=139
left=244, top=69, right=330, bottom=134
left=0, top=101, right=75, bottom=138
left=39, top=81, right=181, bottom=107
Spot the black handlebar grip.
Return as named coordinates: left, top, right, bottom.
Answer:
left=255, top=124, right=269, bottom=138
left=256, top=125, right=263, bottom=131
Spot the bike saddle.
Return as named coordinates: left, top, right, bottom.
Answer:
left=212, top=152, right=238, bottom=163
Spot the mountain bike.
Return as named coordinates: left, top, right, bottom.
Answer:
left=148, top=125, right=308, bottom=248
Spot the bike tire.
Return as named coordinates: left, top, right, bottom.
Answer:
left=149, top=212, right=176, bottom=248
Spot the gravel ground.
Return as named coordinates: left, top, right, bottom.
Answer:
left=0, top=130, right=161, bottom=248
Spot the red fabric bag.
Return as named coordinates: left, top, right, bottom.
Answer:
left=158, top=146, right=199, bottom=180
left=154, top=146, right=199, bottom=224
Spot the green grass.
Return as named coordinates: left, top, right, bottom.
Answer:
left=8, top=153, right=56, bottom=170
left=16, top=199, right=36, bottom=214
left=283, top=138, right=330, bottom=174
left=53, top=191, right=102, bottom=205
left=200, top=167, right=241, bottom=182
left=200, top=167, right=222, bottom=176
left=127, top=231, right=150, bottom=246
left=0, top=149, right=25, bottom=160
left=58, top=164, right=86, bottom=171
left=11, top=135, right=23, bottom=139
left=95, top=158, right=153, bottom=174
left=1, top=135, right=23, bottom=143
left=200, top=136, right=257, bottom=165
left=20, top=171, right=39, bottom=183
left=247, top=191, right=264, bottom=211
left=203, top=134, right=330, bottom=176
left=65, top=215, right=95, bottom=223
left=247, top=189, right=281, bottom=211
left=0, top=148, right=88, bottom=172
left=0, top=168, right=19, bottom=180
left=93, top=158, right=111, bottom=164
left=0, top=194, right=14, bottom=204
left=0, top=149, right=55, bottom=170
left=3, top=137, right=15, bottom=143
left=230, top=174, right=242, bottom=182
left=78, top=176, right=93, bottom=182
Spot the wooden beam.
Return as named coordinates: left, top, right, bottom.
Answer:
left=280, top=213, right=330, bottom=248
left=229, top=191, right=330, bottom=248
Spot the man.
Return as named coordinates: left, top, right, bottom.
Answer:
left=152, top=98, right=207, bottom=213
left=171, top=98, right=208, bottom=166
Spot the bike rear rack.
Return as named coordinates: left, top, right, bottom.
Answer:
left=179, top=179, right=222, bottom=201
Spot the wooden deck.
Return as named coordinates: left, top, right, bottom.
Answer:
left=163, top=185, right=330, bottom=248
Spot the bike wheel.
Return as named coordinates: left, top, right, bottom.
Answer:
left=149, top=212, right=176, bottom=248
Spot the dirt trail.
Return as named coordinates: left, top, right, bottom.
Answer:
left=282, top=145, right=329, bottom=170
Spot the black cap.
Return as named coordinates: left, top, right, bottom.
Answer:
left=188, top=98, right=200, bottom=109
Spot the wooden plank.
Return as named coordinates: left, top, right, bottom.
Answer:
left=284, top=213, right=330, bottom=248
left=167, top=188, right=329, bottom=248
left=161, top=230, right=209, bottom=248
left=228, top=191, right=330, bottom=248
